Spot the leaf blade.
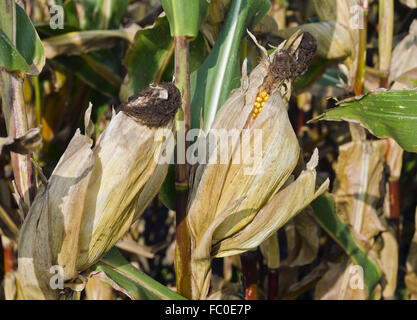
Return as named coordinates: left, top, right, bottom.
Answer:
left=311, top=193, right=382, bottom=299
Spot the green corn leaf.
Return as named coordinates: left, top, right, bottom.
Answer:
left=0, top=2, right=45, bottom=75
left=313, top=89, right=417, bottom=153
left=120, top=16, right=209, bottom=102
left=190, top=0, right=271, bottom=131
left=311, top=193, right=382, bottom=299
left=54, top=53, right=120, bottom=97
left=42, top=29, right=135, bottom=59
left=120, top=17, right=174, bottom=101
left=161, top=0, right=209, bottom=38
left=91, top=247, right=187, bottom=300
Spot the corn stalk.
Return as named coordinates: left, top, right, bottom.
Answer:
left=0, top=0, right=36, bottom=208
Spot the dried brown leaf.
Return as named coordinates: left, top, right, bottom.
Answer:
left=389, top=20, right=417, bottom=87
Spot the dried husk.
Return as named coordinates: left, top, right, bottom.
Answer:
left=18, top=84, right=178, bottom=299
left=308, top=0, right=400, bottom=299
left=187, top=50, right=329, bottom=299
left=399, top=0, right=417, bottom=8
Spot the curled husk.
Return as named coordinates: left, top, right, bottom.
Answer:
left=187, top=52, right=329, bottom=299
left=18, top=83, right=179, bottom=299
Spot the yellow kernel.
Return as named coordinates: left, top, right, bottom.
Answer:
left=254, top=102, right=261, bottom=108
left=260, top=101, right=265, bottom=107
left=256, top=96, right=262, bottom=103
left=263, top=95, right=269, bottom=101
left=261, top=91, right=267, bottom=98
left=253, top=108, right=260, bottom=114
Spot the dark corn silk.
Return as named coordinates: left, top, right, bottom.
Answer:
left=252, top=32, right=317, bottom=119
left=120, top=82, right=181, bottom=127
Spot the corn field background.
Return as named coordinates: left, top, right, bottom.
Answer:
left=0, top=0, right=417, bottom=301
